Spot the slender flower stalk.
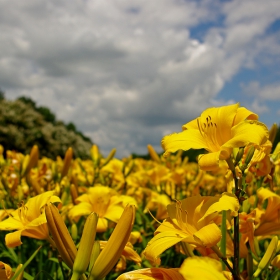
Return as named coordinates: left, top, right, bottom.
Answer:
left=89, top=204, right=135, bottom=280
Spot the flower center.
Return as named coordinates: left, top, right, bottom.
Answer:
left=197, top=115, right=220, bottom=151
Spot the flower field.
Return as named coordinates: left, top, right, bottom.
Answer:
left=0, top=103, right=280, bottom=280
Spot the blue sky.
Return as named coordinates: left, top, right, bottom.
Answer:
left=0, top=0, right=280, bottom=157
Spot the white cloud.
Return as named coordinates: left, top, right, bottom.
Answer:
left=1, top=0, right=280, bottom=157
left=242, top=81, right=280, bottom=100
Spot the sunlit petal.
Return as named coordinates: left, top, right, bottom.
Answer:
left=179, top=256, right=228, bottom=280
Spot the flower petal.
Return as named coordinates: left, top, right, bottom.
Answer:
left=198, top=152, right=220, bottom=171
left=143, top=231, right=190, bottom=265
left=68, top=203, right=93, bottom=220
left=223, top=120, right=268, bottom=150
left=179, top=256, right=227, bottom=280
left=233, top=107, right=258, bottom=125
left=162, top=130, right=208, bottom=156
left=5, top=230, right=23, bottom=248
left=116, top=268, right=184, bottom=280
left=199, top=193, right=239, bottom=225
left=193, top=223, right=221, bottom=247
left=97, top=218, right=108, bottom=232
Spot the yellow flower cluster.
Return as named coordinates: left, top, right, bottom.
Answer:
left=0, top=103, right=280, bottom=280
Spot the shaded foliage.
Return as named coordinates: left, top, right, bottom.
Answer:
left=0, top=95, right=93, bottom=159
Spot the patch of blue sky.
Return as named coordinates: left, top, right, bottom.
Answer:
left=189, top=14, right=225, bottom=42
left=266, top=18, right=280, bottom=34
left=216, top=67, right=280, bottom=126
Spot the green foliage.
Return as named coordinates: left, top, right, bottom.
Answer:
left=0, top=97, right=93, bottom=159
left=0, top=88, right=5, bottom=101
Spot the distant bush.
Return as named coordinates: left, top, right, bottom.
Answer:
left=0, top=98, right=93, bottom=159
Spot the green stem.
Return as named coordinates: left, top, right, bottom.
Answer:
left=227, top=158, right=241, bottom=280
left=221, top=210, right=227, bottom=270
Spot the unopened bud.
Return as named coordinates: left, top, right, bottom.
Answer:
left=245, top=146, right=255, bottom=166
left=70, top=184, right=78, bottom=205
left=45, top=203, right=77, bottom=269
left=61, top=147, right=73, bottom=179
left=91, top=145, right=100, bottom=167
left=240, top=146, right=255, bottom=172
left=71, top=224, right=78, bottom=241
left=89, top=241, right=101, bottom=272
left=147, top=144, right=161, bottom=163
left=89, top=205, right=135, bottom=280
left=14, top=263, right=24, bottom=280
left=22, top=145, right=39, bottom=176
left=235, top=147, right=244, bottom=165
left=101, top=148, right=116, bottom=167
left=72, top=212, right=98, bottom=280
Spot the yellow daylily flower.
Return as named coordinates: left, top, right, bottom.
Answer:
left=255, top=187, right=280, bottom=236
left=239, top=211, right=258, bottom=256
left=179, top=256, right=229, bottom=280
left=0, top=191, right=61, bottom=247
left=116, top=268, right=184, bottom=280
left=68, top=185, right=124, bottom=232
left=241, top=140, right=272, bottom=176
left=143, top=193, right=239, bottom=265
left=0, top=261, right=13, bottom=280
left=162, top=103, right=268, bottom=171
left=144, top=191, right=171, bottom=220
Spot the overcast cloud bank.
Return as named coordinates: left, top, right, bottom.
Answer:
left=1, top=0, right=280, bottom=157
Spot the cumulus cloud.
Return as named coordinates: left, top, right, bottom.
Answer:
left=0, top=0, right=280, bottom=157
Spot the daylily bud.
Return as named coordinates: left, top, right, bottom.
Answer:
left=147, top=144, right=161, bottom=163
left=45, top=203, right=77, bottom=269
left=61, top=147, right=73, bottom=178
left=89, top=205, right=135, bottom=280
left=269, top=123, right=278, bottom=144
left=91, top=145, right=100, bottom=167
left=89, top=241, right=101, bottom=272
left=235, top=147, right=244, bottom=165
left=21, top=145, right=39, bottom=176
left=71, top=224, right=78, bottom=241
left=30, top=178, right=43, bottom=195
left=101, top=148, right=116, bottom=167
left=253, top=236, right=278, bottom=277
left=124, top=160, right=134, bottom=178
left=245, top=146, right=255, bottom=166
left=240, top=146, right=255, bottom=172
left=174, top=149, right=183, bottom=162
left=71, top=212, right=98, bottom=280
left=70, top=184, right=78, bottom=205
left=14, top=264, right=24, bottom=280
left=21, top=155, right=30, bottom=176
